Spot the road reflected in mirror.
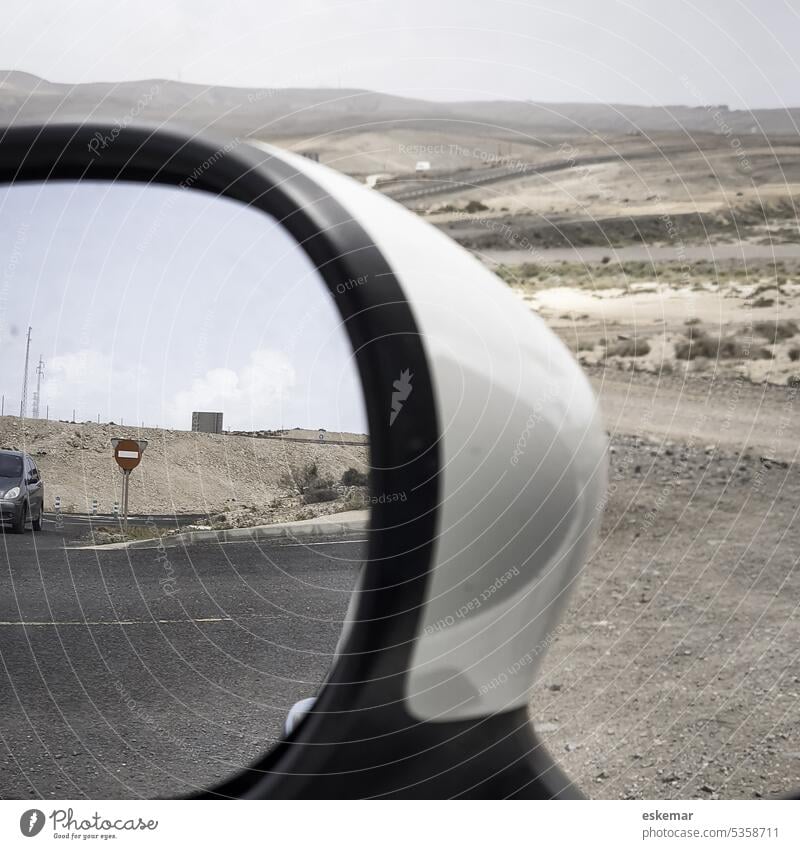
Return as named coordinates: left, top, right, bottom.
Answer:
left=0, top=181, right=369, bottom=798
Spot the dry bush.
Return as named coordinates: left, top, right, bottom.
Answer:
left=674, top=331, right=768, bottom=361
left=280, top=462, right=337, bottom=504
left=789, top=347, right=800, bottom=362
left=341, top=467, right=368, bottom=487
left=607, top=337, right=651, bottom=357
left=754, top=320, right=799, bottom=342
left=302, top=487, right=338, bottom=505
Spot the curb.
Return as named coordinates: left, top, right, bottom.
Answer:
left=73, top=511, right=370, bottom=551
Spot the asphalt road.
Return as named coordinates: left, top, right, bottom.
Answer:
left=381, top=145, right=707, bottom=204
left=0, top=519, right=365, bottom=799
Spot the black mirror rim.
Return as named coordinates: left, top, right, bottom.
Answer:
left=0, top=121, right=445, bottom=792
left=0, top=121, right=579, bottom=800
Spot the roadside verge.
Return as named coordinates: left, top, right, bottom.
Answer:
left=71, top=510, right=369, bottom=551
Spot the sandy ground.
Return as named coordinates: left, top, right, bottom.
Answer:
left=535, top=425, right=800, bottom=800
left=519, top=259, right=800, bottom=798
left=493, top=256, right=800, bottom=388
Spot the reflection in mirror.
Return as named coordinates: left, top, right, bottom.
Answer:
left=0, top=181, right=369, bottom=798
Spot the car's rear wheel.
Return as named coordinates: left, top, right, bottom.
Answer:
left=32, top=508, right=42, bottom=532
left=12, top=502, right=27, bottom=534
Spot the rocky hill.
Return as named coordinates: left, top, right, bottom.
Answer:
left=0, top=416, right=368, bottom=516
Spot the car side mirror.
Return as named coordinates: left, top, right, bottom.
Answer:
left=0, top=122, right=607, bottom=799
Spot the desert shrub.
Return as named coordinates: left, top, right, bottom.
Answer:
left=517, top=262, right=541, bottom=278
left=302, top=487, right=338, bottom=505
left=280, top=462, right=334, bottom=498
left=787, top=375, right=800, bottom=389
left=675, top=332, right=722, bottom=360
left=341, top=467, right=368, bottom=487
left=576, top=337, right=596, bottom=351
left=684, top=317, right=701, bottom=326
left=752, top=297, right=775, bottom=308
left=789, top=347, right=800, bottom=362
left=675, top=331, right=772, bottom=361
left=754, top=320, right=798, bottom=341
left=607, top=337, right=651, bottom=357
left=463, top=200, right=489, bottom=213
left=339, top=491, right=368, bottom=510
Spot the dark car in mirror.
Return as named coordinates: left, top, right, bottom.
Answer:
left=0, top=449, right=44, bottom=533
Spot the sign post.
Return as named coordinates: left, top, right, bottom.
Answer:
left=111, top=438, right=148, bottom=531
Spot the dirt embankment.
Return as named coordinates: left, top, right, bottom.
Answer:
left=535, top=432, right=800, bottom=800
left=0, top=417, right=368, bottom=517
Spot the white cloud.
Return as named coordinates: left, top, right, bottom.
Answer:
left=42, top=349, right=148, bottom=420
left=169, top=348, right=296, bottom=430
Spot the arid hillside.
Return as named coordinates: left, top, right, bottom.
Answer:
left=0, top=417, right=368, bottom=516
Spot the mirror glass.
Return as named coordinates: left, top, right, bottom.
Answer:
left=0, top=180, right=369, bottom=798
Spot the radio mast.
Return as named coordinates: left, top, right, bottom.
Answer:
left=32, top=355, right=44, bottom=418
left=19, top=326, right=31, bottom=419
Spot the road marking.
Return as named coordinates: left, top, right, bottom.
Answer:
left=0, top=617, right=234, bottom=626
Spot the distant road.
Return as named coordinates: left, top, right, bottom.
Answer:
left=591, top=370, right=799, bottom=463
left=381, top=146, right=702, bottom=204
left=477, top=242, right=800, bottom=266
left=0, top=523, right=364, bottom=799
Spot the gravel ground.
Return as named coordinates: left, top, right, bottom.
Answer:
left=534, top=428, right=800, bottom=799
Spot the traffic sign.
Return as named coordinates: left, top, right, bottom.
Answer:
left=111, top=438, right=148, bottom=530
left=111, top=438, right=147, bottom=471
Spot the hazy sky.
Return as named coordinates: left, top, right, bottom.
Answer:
left=0, top=182, right=366, bottom=433
left=0, top=1, right=797, bottom=109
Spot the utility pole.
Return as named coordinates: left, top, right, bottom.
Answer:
left=32, top=355, right=44, bottom=418
left=19, top=326, right=31, bottom=419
